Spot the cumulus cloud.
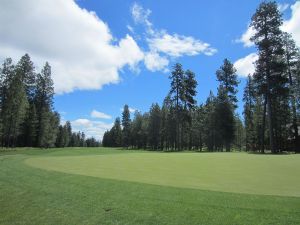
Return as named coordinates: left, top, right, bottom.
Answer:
left=131, top=2, right=152, bottom=29
left=234, top=53, right=258, bottom=77
left=237, top=2, right=300, bottom=48
left=90, top=110, right=112, bottom=119
left=0, top=0, right=144, bottom=94
left=148, top=33, right=217, bottom=57
left=144, top=51, right=169, bottom=72
left=129, top=107, right=138, bottom=113
left=282, top=1, right=300, bottom=47
left=236, top=26, right=255, bottom=47
left=72, top=118, right=113, bottom=140
left=130, top=3, right=216, bottom=72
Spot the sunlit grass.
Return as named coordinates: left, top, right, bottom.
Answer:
left=1, top=148, right=300, bottom=225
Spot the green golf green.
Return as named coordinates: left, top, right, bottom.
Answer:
left=26, top=152, right=300, bottom=196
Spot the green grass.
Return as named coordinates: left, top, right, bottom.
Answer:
left=1, top=148, right=300, bottom=225
left=26, top=152, right=300, bottom=196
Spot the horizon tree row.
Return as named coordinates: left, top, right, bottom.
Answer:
left=0, top=54, right=100, bottom=148
left=103, top=60, right=243, bottom=151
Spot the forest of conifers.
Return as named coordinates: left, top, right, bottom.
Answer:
left=0, top=55, right=100, bottom=148
left=103, top=2, right=300, bottom=153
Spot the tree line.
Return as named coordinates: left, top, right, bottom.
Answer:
left=0, top=54, right=100, bottom=148
left=103, top=60, right=243, bottom=151
left=103, top=1, right=300, bottom=153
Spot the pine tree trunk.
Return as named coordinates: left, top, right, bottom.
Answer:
left=266, top=93, right=277, bottom=153
left=226, top=142, right=230, bottom=152
left=287, top=66, right=299, bottom=152
left=266, top=63, right=277, bottom=153
left=261, top=95, right=267, bottom=154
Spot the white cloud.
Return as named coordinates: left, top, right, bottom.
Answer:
left=131, top=2, right=153, bottom=34
left=236, top=26, right=255, bottom=47
left=129, top=107, right=137, bottom=113
left=90, top=110, right=112, bottom=119
left=0, top=0, right=144, bottom=94
left=144, top=51, right=169, bottom=72
left=130, top=3, right=217, bottom=72
left=238, top=2, right=300, bottom=48
left=132, top=3, right=151, bottom=25
left=72, top=118, right=113, bottom=140
left=234, top=53, right=258, bottom=77
left=282, top=1, right=300, bottom=47
left=148, top=33, right=217, bottom=57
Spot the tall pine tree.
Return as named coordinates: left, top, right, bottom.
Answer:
left=122, top=105, right=131, bottom=148
left=250, top=1, right=288, bottom=153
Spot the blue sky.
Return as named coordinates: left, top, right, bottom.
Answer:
left=0, top=0, right=299, bottom=139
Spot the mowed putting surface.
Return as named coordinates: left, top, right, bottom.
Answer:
left=26, top=152, right=300, bottom=197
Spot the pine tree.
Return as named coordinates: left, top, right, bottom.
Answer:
left=64, top=121, right=72, bottom=147
left=140, top=113, right=149, bottom=149
left=56, top=125, right=65, bottom=147
left=131, top=112, right=144, bottom=149
left=0, top=58, right=15, bottom=112
left=2, top=71, right=28, bottom=147
left=169, top=63, right=185, bottom=150
left=86, top=137, right=100, bottom=147
left=35, top=62, right=56, bottom=147
left=216, top=58, right=239, bottom=107
left=122, top=105, right=131, bottom=148
left=23, top=103, right=38, bottom=146
left=102, top=131, right=110, bottom=147
left=243, top=75, right=256, bottom=151
left=234, top=114, right=245, bottom=151
left=191, top=105, right=205, bottom=151
left=252, top=95, right=266, bottom=152
left=80, top=132, right=86, bottom=147
left=0, top=58, right=15, bottom=146
left=215, top=86, right=235, bottom=151
left=203, top=91, right=217, bottom=151
left=182, top=69, right=198, bottom=150
left=184, top=70, right=198, bottom=110
left=70, top=132, right=80, bottom=147
left=162, top=95, right=176, bottom=150
left=38, top=110, right=59, bottom=148
left=250, top=1, right=288, bottom=153
left=15, top=54, right=36, bottom=102
left=111, top=117, right=122, bottom=147
left=148, top=103, right=161, bottom=150
left=35, top=62, right=54, bottom=112
left=282, top=32, right=300, bottom=151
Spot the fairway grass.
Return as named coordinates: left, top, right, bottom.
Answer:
left=1, top=148, right=300, bottom=225
left=26, top=152, right=300, bottom=196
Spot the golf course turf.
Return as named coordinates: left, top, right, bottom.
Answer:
left=1, top=148, right=300, bottom=225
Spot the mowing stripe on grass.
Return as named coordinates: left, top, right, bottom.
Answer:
left=25, top=152, right=300, bottom=197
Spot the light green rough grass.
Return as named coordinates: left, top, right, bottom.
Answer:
left=26, top=152, right=300, bottom=196
left=1, top=148, right=300, bottom=225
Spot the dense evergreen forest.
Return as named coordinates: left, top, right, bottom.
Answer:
left=0, top=54, right=100, bottom=148
left=103, top=1, right=300, bottom=153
